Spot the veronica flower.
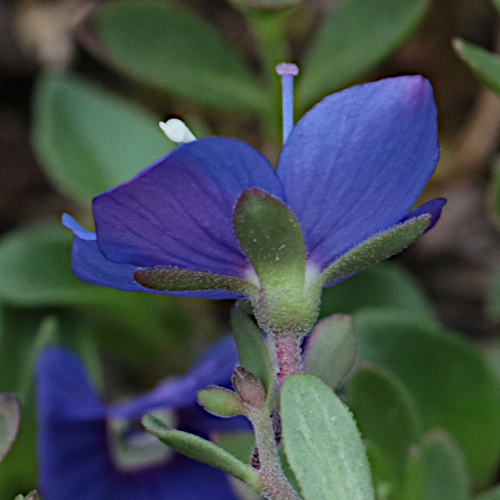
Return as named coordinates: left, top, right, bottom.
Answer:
left=64, top=67, right=444, bottom=335
left=36, top=337, right=246, bottom=500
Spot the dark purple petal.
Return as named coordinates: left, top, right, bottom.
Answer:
left=37, top=347, right=241, bottom=500
left=111, top=336, right=239, bottom=419
left=277, top=76, right=440, bottom=270
left=66, top=216, right=242, bottom=300
left=93, top=137, right=283, bottom=277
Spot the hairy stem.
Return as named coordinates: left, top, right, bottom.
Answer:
left=249, top=408, right=300, bottom=500
left=274, top=333, right=302, bottom=384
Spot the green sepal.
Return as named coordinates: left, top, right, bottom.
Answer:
left=134, top=267, right=258, bottom=296
left=419, top=430, right=470, bottom=500
left=320, top=215, right=431, bottom=286
left=0, top=393, right=21, bottom=465
left=142, top=414, right=260, bottom=493
left=453, top=38, right=500, bottom=96
left=234, top=188, right=321, bottom=335
left=303, top=314, right=357, bottom=388
left=281, top=374, right=375, bottom=500
left=230, top=307, right=274, bottom=398
left=197, top=386, right=244, bottom=418
left=346, top=363, right=424, bottom=491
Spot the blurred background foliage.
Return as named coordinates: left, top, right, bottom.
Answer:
left=2, top=0, right=500, bottom=498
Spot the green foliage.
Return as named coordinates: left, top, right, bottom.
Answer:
left=476, top=486, right=500, bottom=500
left=33, top=71, right=172, bottom=205
left=418, top=431, right=470, bottom=500
left=297, top=0, right=430, bottom=107
left=197, top=387, right=244, bottom=417
left=88, top=1, right=265, bottom=114
left=230, top=307, right=274, bottom=397
left=281, top=374, right=375, bottom=500
left=355, top=309, right=500, bottom=486
left=453, top=39, right=500, bottom=96
left=320, top=262, right=437, bottom=320
left=0, top=393, right=20, bottom=465
left=303, top=314, right=357, bottom=388
left=0, top=223, right=112, bottom=306
left=347, top=363, right=424, bottom=496
left=142, top=415, right=260, bottom=492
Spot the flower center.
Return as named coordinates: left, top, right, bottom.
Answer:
left=275, top=62, right=299, bottom=144
left=107, top=410, right=177, bottom=473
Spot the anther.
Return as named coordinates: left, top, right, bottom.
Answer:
left=159, top=118, right=196, bottom=144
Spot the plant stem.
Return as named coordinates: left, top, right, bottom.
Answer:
left=249, top=408, right=300, bottom=500
left=274, top=333, right=302, bottom=384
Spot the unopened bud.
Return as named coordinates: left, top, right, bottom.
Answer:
left=232, top=367, right=266, bottom=409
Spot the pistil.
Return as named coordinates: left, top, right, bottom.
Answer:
left=275, top=63, right=299, bottom=145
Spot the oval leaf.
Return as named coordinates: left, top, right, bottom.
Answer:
left=453, top=39, right=500, bottom=96
left=355, top=309, right=500, bottom=486
left=281, top=374, right=375, bottom=500
left=298, top=0, right=429, bottom=107
left=33, top=71, right=172, bottom=204
left=320, top=262, right=437, bottom=321
left=347, top=363, right=424, bottom=485
left=303, top=314, right=357, bottom=388
left=84, top=0, right=265, bottom=114
left=419, top=431, right=470, bottom=500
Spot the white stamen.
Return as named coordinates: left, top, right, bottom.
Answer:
left=159, top=118, right=196, bottom=144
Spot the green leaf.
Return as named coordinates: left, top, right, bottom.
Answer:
left=320, top=216, right=431, bottom=286
left=142, top=415, right=260, bottom=492
left=320, top=262, right=437, bottom=320
left=347, top=363, right=424, bottom=487
left=365, top=440, right=401, bottom=500
left=33, top=71, right=172, bottom=204
left=453, top=39, right=500, bottom=96
left=230, top=307, right=274, bottom=396
left=281, top=374, right=375, bottom=500
left=16, top=317, right=58, bottom=404
left=234, top=189, right=320, bottom=335
left=476, top=486, right=500, bottom=500
left=400, top=446, right=426, bottom=500
left=322, top=264, right=435, bottom=319
left=213, top=431, right=255, bottom=464
left=197, top=387, right=244, bottom=418
left=419, top=431, right=470, bottom=500
left=0, top=223, right=118, bottom=306
left=303, top=314, right=357, bottom=388
left=298, top=0, right=429, bottom=107
left=0, top=394, right=20, bottom=464
left=355, top=309, right=500, bottom=486
left=86, top=0, right=265, bottom=114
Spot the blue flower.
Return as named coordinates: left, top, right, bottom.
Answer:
left=63, top=76, right=444, bottom=324
left=36, top=337, right=246, bottom=500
